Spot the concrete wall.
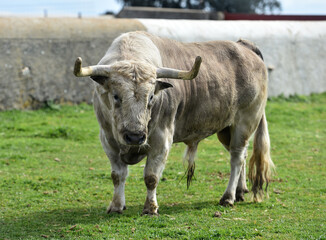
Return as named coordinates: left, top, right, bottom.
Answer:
left=0, top=17, right=145, bottom=110
left=0, top=17, right=325, bottom=110
left=140, top=19, right=326, bottom=97
left=116, top=7, right=224, bottom=20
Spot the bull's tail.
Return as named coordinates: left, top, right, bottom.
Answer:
left=184, top=143, right=198, bottom=189
left=248, top=113, right=274, bottom=201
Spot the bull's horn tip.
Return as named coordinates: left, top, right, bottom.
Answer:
left=74, top=57, right=83, bottom=77
left=195, top=56, right=202, bottom=63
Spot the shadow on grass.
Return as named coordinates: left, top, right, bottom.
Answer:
left=1, top=200, right=222, bottom=238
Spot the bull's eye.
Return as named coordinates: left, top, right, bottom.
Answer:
left=113, top=94, right=121, bottom=108
left=148, top=94, right=154, bottom=109
left=113, top=94, right=120, bottom=101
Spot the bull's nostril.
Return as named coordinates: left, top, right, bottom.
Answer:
left=124, top=132, right=146, bottom=145
left=139, top=134, right=146, bottom=144
left=124, top=134, right=132, bottom=144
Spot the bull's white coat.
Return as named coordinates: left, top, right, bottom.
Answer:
left=139, top=19, right=326, bottom=97
left=76, top=31, right=274, bottom=214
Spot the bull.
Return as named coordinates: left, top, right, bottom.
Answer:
left=73, top=31, right=274, bottom=215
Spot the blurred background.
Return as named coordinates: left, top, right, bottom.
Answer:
left=0, top=0, right=325, bottom=110
left=0, top=0, right=325, bottom=17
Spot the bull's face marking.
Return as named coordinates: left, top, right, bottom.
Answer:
left=105, top=71, right=157, bottom=147
left=89, top=60, right=175, bottom=147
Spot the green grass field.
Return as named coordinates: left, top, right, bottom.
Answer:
left=1, top=93, right=325, bottom=239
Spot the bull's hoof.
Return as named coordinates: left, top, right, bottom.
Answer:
left=235, top=193, right=245, bottom=202
left=142, top=198, right=159, bottom=216
left=107, top=204, right=126, bottom=214
left=219, top=193, right=234, bottom=207
left=219, top=198, right=234, bottom=207
left=142, top=208, right=159, bottom=216
left=235, top=188, right=249, bottom=202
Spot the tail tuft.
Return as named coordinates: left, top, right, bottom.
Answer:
left=184, top=143, right=198, bottom=189
left=248, top=113, right=275, bottom=202
left=186, top=163, right=196, bottom=189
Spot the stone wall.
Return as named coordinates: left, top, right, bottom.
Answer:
left=0, top=17, right=325, bottom=110
left=116, top=7, right=224, bottom=20
left=140, top=19, right=326, bottom=97
left=0, top=17, right=145, bottom=110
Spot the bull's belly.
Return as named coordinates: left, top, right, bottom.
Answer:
left=172, top=114, right=233, bottom=144
left=172, top=99, right=235, bottom=143
left=173, top=128, right=218, bottom=143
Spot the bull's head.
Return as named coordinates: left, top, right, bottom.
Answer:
left=73, top=56, right=201, bottom=147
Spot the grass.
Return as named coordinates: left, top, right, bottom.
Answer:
left=0, top=93, right=325, bottom=239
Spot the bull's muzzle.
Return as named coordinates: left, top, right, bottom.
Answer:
left=123, top=131, right=146, bottom=146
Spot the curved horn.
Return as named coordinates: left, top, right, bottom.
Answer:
left=156, top=56, right=202, bottom=80
left=73, top=57, right=111, bottom=77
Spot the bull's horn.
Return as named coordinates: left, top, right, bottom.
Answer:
left=156, top=56, right=202, bottom=80
left=73, top=57, right=111, bottom=77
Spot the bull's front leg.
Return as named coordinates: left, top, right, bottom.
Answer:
left=142, top=132, right=172, bottom=216
left=100, top=130, right=128, bottom=214
left=107, top=160, right=128, bottom=214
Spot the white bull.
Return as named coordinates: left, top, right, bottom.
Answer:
left=74, top=31, right=274, bottom=215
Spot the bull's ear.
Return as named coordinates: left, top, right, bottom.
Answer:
left=90, top=76, right=107, bottom=85
left=155, top=81, right=173, bottom=94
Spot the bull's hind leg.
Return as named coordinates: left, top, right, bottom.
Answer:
left=236, top=148, right=249, bottom=202
left=218, top=127, right=248, bottom=202
left=219, top=126, right=250, bottom=206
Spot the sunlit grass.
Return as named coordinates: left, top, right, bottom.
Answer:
left=1, top=93, right=325, bottom=239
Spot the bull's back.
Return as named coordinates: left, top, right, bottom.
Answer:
left=147, top=33, right=267, bottom=143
